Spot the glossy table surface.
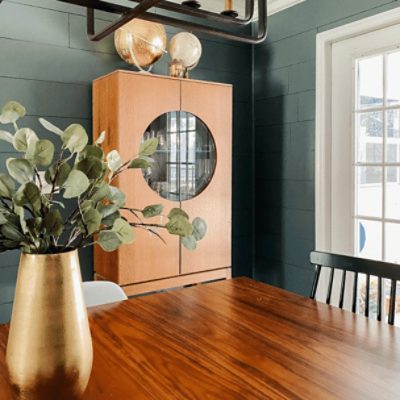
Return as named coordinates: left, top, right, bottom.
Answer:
left=0, top=277, right=400, bottom=399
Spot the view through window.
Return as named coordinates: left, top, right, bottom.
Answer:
left=355, top=50, right=400, bottom=322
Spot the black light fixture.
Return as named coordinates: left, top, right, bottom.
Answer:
left=221, top=0, right=239, bottom=18
left=182, top=0, right=202, bottom=9
left=51, top=0, right=268, bottom=44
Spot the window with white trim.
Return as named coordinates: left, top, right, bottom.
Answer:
left=316, top=14, right=400, bottom=323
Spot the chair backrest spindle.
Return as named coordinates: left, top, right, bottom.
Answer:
left=389, top=279, right=396, bottom=325
left=339, top=270, right=346, bottom=309
left=364, top=274, right=370, bottom=318
left=377, top=277, right=382, bottom=322
left=310, top=251, right=400, bottom=325
left=310, top=265, right=321, bottom=300
left=326, top=267, right=334, bottom=305
left=352, top=272, right=358, bottom=314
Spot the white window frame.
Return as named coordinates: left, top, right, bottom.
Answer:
left=315, top=7, right=400, bottom=253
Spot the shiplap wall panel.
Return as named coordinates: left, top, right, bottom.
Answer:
left=254, top=0, right=400, bottom=295
left=0, top=0, right=254, bottom=322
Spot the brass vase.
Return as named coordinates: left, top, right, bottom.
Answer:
left=6, top=250, right=93, bottom=400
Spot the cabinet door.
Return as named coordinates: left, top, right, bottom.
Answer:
left=118, top=73, right=182, bottom=284
left=180, top=80, right=232, bottom=274
left=96, top=72, right=181, bottom=285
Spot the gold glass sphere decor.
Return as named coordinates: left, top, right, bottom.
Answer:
left=114, top=19, right=167, bottom=72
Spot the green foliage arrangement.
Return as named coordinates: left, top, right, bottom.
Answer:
left=0, top=101, right=206, bottom=254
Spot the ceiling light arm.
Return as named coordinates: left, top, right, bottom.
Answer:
left=129, top=0, right=255, bottom=26
left=57, top=0, right=267, bottom=44
left=87, top=0, right=162, bottom=42
left=140, top=0, right=268, bottom=44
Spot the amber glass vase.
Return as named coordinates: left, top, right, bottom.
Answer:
left=6, top=250, right=93, bottom=400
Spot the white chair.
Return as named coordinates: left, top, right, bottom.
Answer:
left=82, top=281, right=128, bottom=307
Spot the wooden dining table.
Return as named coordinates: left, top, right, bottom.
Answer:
left=0, top=277, right=399, bottom=399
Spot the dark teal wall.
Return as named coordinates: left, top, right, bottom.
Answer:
left=4, top=0, right=399, bottom=323
left=0, top=0, right=253, bottom=322
left=254, top=0, right=400, bottom=295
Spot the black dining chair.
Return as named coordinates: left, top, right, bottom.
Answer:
left=310, top=250, right=400, bottom=325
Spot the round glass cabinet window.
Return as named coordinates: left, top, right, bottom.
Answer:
left=141, top=111, right=216, bottom=201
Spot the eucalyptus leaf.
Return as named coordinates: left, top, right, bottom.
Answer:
left=2, top=240, right=21, bottom=249
left=166, top=215, right=193, bottom=237
left=26, top=139, right=54, bottom=166
left=90, top=182, right=110, bottom=203
left=13, top=182, right=42, bottom=215
left=142, top=204, right=163, bottom=218
left=39, top=118, right=63, bottom=136
left=128, top=158, right=152, bottom=169
left=14, top=205, right=28, bottom=234
left=98, top=230, right=122, bottom=252
left=81, top=200, right=94, bottom=213
left=192, top=217, right=207, bottom=241
left=27, top=217, right=42, bottom=235
left=181, top=235, right=197, bottom=250
left=6, top=158, right=34, bottom=184
left=1, top=223, right=25, bottom=242
left=108, top=186, right=126, bottom=207
left=76, top=156, right=104, bottom=180
left=97, top=203, right=119, bottom=218
left=0, top=130, right=14, bottom=144
left=95, top=131, right=106, bottom=145
left=63, top=124, right=88, bottom=153
left=13, top=128, right=38, bottom=152
left=0, top=101, right=26, bottom=124
left=43, top=208, right=63, bottom=236
left=48, top=200, right=65, bottom=209
left=82, top=208, right=101, bottom=235
left=5, top=213, right=20, bottom=227
left=106, top=150, right=123, bottom=172
left=139, top=138, right=158, bottom=156
left=80, top=145, right=103, bottom=160
left=101, top=211, right=120, bottom=227
left=0, top=213, right=7, bottom=224
left=45, top=162, right=71, bottom=187
left=112, top=218, right=134, bottom=244
left=168, top=208, right=189, bottom=220
left=62, top=170, right=90, bottom=199
left=0, top=173, right=15, bottom=198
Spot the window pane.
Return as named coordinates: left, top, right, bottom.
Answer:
left=385, top=223, right=400, bottom=263
left=356, top=112, right=383, bottom=163
left=386, top=109, right=400, bottom=162
left=357, top=55, right=383, bottom=109
left=356, top=166, right=382, bottom=217
left=356, top=219, right=382, bottom=260
left=387, top=51, right=400, bottom=106
left=385, top=167, right=400, bottom=219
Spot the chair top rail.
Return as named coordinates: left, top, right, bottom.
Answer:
left=310, top=251, right=400, bottom=281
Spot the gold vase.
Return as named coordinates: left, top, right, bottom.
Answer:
left=6, top=250, right=93, bottom=400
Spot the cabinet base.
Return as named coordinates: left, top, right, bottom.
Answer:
left=94, top=268, right=232, bottom=297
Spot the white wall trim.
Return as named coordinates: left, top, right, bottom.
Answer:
left=268, top=0, right=306, bottom=16
left=315, top=6, right=400, bottom=252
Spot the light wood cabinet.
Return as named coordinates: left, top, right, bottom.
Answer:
left=93, top=70, right=232, bottom=295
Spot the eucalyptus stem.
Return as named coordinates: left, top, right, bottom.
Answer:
left=0, top=102, right=204, bottom=255
left=48, top=149, right=65, bottom=202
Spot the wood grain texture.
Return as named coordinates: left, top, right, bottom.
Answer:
left=93, top=71, right=181, bottom=285
left=121, top=267, right=231, bottom=296
left=1, top=278, right=400, bottom=399
left=93, top=70, right=232, bottom=289
left=180, top=79, right=232, bottom=274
